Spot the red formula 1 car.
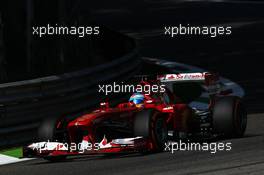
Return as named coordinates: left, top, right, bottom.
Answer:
left=23, top=72, right=247, bottom=161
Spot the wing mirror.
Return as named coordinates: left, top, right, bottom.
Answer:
left=100, top=102, right=109, bottom=110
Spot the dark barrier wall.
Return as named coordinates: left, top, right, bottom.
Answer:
left=0, top=31, right=141, bottom=149
left=0, top=0, right=141, bottom=149
left=0, top=1, right=134, bottom=83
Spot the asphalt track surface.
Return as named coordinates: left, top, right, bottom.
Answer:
left=0, top=113, right=263, bottom=175
left=1, top=0, right=264, bottom=174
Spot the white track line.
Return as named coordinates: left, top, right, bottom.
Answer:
left=0, top=154, right=32, bottom=166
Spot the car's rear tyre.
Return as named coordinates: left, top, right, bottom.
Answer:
left=212, top=96, right=247, bottom=137
left=133, top=110, right=168, bottom=152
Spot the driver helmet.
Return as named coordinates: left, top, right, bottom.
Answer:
left=129, top=93, right=144, bottom=108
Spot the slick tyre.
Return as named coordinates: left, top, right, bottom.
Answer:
left=38, top=117, right=67, bottom=162
left=37, top=116, right=70, bottom=142
left=134, top=109, right=168, bottom=152
left=212, top=96, right=247, bottom=138
left=37, top=117, right=58, bottom=141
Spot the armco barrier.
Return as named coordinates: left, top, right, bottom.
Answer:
left=0, top=45, right=141, bottom=149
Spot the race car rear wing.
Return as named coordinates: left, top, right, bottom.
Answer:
left=157, top=72, right=218, bottom=84
left=158, top=72, right=221, bottom=95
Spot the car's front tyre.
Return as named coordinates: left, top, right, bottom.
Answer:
left=133, top=109, right=168, bottom=152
